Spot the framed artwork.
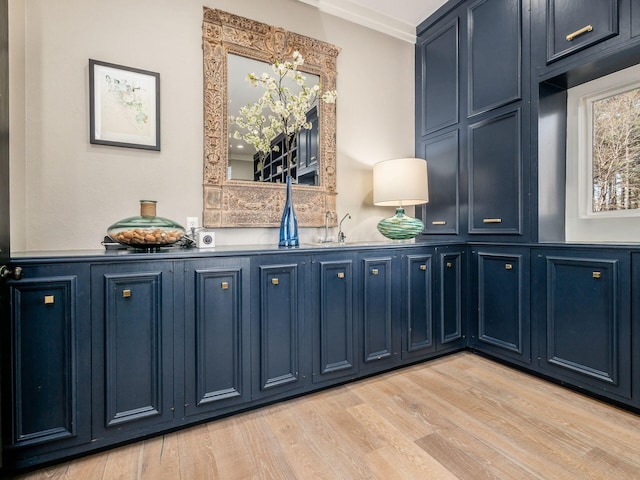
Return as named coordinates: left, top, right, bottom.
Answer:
left=89, top=59, right=160, bottom=150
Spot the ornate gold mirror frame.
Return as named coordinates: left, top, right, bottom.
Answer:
left=202, top=8, right=340, bottom=227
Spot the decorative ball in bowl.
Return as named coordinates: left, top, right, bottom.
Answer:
left=107, top=200, right=186, bottom=249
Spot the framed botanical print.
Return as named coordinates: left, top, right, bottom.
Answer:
left=89, top=59, right=160, bottom=150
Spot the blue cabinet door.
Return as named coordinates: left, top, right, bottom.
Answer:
left=312, top=254, right=357, bottom=384
left=534, top=249, right=631, bottom=401
left=7, top=264, right=91, bottom=457
left=183, top=257, right=251, bottom=417
left=252, top=256, right=311, bottom=399
left=437, top=246, right=466, bottom=352
left=467, top=0, right=522, bottom=116
left=468, top=109, right=523, bottom=234
left=471, top=247, right=531, bottom=366
left=91, top=261, right=175, bottom=439
left=359, top=253, right=400, bottom=372
left=545, top=0, right=618, bottom=64
left=401, top=252, right=435, bottom=360
left=418, top=130, right=460, bottom=235
left=417, top=16, right=460, bottom=136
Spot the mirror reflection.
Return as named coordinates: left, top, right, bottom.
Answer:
left=227, top=54, right=321, bottom=185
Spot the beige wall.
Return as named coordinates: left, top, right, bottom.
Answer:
left=9, top=0, right=415, bottom=251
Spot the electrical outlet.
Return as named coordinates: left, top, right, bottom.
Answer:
left=186, top=217, right=199, bottom=230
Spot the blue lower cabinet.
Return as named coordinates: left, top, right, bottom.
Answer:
left=90, top=262, right=175, bottom=439
left=183, top=258, right=251, bottom=417
left=470, top=247, right=531, bottom=366
left=312, top=254, right=358, bottom=384
left=401, top=252, right=435, bottom=360
left=359, top=252, right=401, bottom=372
left=533, top=249, right=631, bottom=402
left=436, top=246, right=466, bottom=352
left=251, top=256, right=311, bottom=400
left=5, top=263, right=91, bottom=465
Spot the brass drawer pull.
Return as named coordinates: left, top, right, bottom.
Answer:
left=431, top=221, right=447, bottom=225
left=44, top=295, right=55, bottom=305
left=122, top=289, right=131, bottom=298
left=371, top=269, right=379, bottom=275
left=505, top=264, right=513, bottom=270
left=483, top=218, right=502, bottom=224
left=419, top=264, right=427, bottom=271
left=446, top=262, right=453, bottom=268
left=337, top=272, right=345, bottom=279
left=271, top=278, right=279, bottom=285
left=221, top=282, right=229, bottom=289
left=593, top=271, right=601, bottom=279
left=566, top=25, right=593, bottom=42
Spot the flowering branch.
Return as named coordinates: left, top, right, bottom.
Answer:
left=230, top=51, right=337, bottom=174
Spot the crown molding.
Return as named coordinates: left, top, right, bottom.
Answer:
left=298, top=0, right=416, bottom=44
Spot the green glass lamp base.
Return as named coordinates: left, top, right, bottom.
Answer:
left=377, top=208, right=425, bottom=240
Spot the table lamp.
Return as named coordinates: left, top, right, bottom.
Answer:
left=373, top=157, right=429, bottom=240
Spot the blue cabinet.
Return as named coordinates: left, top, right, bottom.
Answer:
left=533, top=249, right=631, bottom=401
left=470, top=247, right=531, bottom=366
left=90, top=261, right=175, bottom=439
left=251, top=255, right=311, bottom=399
left=358, top=252, right=401, bottom=373
left=6, top=263, right=91, bottom=463
left=467, top=0, right=522, bottom=116
left=401, top=252, right=435, bottom=360
left=416, top=0, right=530, bottom=241
left=416, top=16, right=460, bottom=136
left=183, top=257, right=251, bottom=417
left=468, top=108, right=523, bottom=234
left=543, top=0, right=619, bottom=64
left=311, top=253, right=357, bottom=384
left=436, top=246, right=466, bottom=352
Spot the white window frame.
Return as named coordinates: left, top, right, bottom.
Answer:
left=566, top=63, right=640, bottom=242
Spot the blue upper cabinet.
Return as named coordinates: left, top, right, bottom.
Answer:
left=468, top=108, right=522, bottom=234
left=416, top=17, right=460, bottom=136
left=416, top=0, right=531, bottom=241
left=545, top=0, right=619, bottom=64
left=467, top=0, right=522, bottom=116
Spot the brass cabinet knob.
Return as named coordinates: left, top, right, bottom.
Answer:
left=593, top=271, right=601, bottom=279
left=122, top=289, right=131, bottom=298
left=419, top=264, right=427, bottom=271
left=271, top=278, right=279, bottom=285
left=44, top=295, right=55, bottom=304
left=371, top=268, right=379, bottom=275
left=337, top=272, right=345, bottom=279
left=221, top=282, right=229, bottom=289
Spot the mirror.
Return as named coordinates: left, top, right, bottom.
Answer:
left=202, top=8, right=340, bottom=228
left=227, top=55, right=320, bottom=184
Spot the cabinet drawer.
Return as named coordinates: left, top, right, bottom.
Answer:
left=546, top=0, right=618, bottom=63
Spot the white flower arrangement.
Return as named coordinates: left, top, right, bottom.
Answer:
left=230, top=51, right=337, bottom=169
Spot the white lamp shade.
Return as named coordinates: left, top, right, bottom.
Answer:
left=373, top=157, right=429, bottom=207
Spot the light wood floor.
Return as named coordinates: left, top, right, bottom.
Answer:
left=13, top=352, right=640, bottom=479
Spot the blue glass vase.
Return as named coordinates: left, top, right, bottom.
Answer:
left=279, top=175, right=299, bottom=247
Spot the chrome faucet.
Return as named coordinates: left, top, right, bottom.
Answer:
left=338, top=213, right=351, bottom=243
left=320, top=211, right=335, bottom=243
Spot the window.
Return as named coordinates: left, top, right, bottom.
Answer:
left=566, top=63, right=640, bottom=242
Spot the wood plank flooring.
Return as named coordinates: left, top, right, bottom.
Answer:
left=13, top=352, right=640, bottom=479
